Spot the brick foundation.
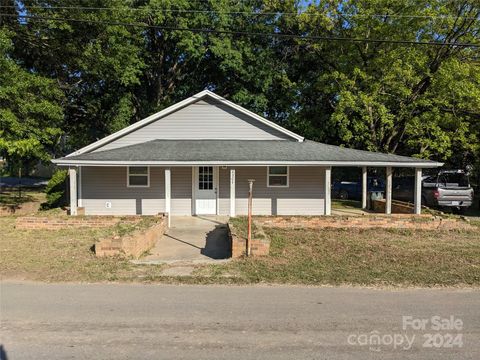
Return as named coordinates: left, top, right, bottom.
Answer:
left=256, top=215, right=473, bottom=230
left=95, top=215, right=168, bottom=258
left=15, top=215, right=141, bottom=230
left=228, top=221, right=271, bottom=258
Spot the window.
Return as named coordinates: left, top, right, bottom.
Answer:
left=267, top=166, right=289, bottom=187
left=438, top=173, right=469, bottom=188
left=127, top=166, right=149, bottom=187
left=198, top=166, right=213, bottom=190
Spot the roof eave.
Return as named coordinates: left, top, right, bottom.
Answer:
left=51, top=159, right=443, bottom=168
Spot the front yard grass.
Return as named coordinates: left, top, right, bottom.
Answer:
left=0, top=217, right=165, bottom=282
left=332, top=199, right=361, bottom=209
left=202, top=222, right=480, bottom=287
left=1, top=214, right=479, bottom=287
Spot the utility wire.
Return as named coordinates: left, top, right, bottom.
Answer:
left=2, top=13, right=479, bottom=47
left=0, top=4, right=479, bottom=20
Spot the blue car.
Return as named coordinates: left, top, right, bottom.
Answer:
left=332, top=177, right=385, bottom=200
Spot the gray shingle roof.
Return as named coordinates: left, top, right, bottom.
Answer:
left=58, top=140, right=440, bottom=167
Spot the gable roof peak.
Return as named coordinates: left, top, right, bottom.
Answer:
left=66, top=89, right=304, bottom=157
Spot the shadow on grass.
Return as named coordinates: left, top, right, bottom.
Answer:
left=331, top=199, right=362, bottom=209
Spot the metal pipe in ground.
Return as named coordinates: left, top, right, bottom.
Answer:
left=247, top=179, right=255, bottom=256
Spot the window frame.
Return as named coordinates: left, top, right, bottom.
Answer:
left=127, top=166, right=150, bottom=188
left=267, top=166, right=289, bottom=188
left=198, top=166, right=214, bottom=191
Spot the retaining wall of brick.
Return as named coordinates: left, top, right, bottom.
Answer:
left=15, top=215, right=140, bottom=230
left=228, top=222, right=270, bottom=258
left=256, top=215, right=473, bottom=231
left=95, top=215, right=168, bottom=258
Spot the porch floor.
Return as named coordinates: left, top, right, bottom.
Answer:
left=138, top=216, right=230, bottom=264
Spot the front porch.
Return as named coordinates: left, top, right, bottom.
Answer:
left=67, top=165, right=329, bottom=220
left=67, top=164, right=426, bottom=221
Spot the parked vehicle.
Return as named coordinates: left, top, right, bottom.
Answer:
left=332, top=177, right=384, bottom=200
left=393, top=170, right=474, bottom=213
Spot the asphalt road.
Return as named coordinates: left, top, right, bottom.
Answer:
left=0, top=282, right=479, bottom=360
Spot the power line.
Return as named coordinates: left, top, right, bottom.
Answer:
left=0, top=4, right=479, bottom=20
left=2, top=13, right=479, bottom=48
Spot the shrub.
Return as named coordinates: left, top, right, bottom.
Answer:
left=41, top=169, right=68, bottom=209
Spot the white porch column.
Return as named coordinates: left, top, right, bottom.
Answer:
left=78, top=166, right=83, bottom=208
left=385, top=166, right=392, bottom=215
left=361, top=166, right=368, bottom=209
left=69, top=167, right=78, bottom=216
left=324, top=166, right=332, bottom=216
left=414, top=167, right=422, bottom=215
left=165, top=168, right=171, bottom=227
left=230, top=168, right=236, bottom=217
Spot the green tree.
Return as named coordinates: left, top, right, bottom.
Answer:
left=2, top=0, right=480, bottom=182
left=278, top=0, right=479, bottom=167
left=0, top=28, right=64, bottom=172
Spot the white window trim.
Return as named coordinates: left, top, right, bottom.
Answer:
left=198, top=166, right=214, bottom=191
left=267, top=166, right=289, bottom=188
left=127, top=166, right=150, bottom=187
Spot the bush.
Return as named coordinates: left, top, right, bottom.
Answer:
left=41, top=169, right=68, bottom=209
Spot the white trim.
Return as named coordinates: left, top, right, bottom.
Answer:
left=414, top=168, right=422, bottom=215
left=69, top=167, right=78, bottom=216
left=324, top=167, right=331, bottom=216
left=127, top=166, right=150, bottom=187
left=215, top=166, right=220, bottom=215
left=361, top=166, right=367, bottom=209
left=165, top=168, right=171, bottom=227
left=385, top=166, right=393, bottom=215
left=66, top=90, right=303, bottom=157
left=53, top=159, right=444, bottom=168
left=78, top=166, right=83, bottom=208
left=191, top=166, right=195, bottom=215
left=230, top=168, right=236, bottom=217
left=267, top=166, right=289, bottom=188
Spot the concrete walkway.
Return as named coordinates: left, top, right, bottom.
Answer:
left=137, top=216, right=230, bottom=264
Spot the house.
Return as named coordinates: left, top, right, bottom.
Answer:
left=52, top=90, right=442, bottom=221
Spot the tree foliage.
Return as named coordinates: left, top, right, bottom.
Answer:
left=42, top=169, right=68, bottom=209
left=0, top=27, right=64, bottom=169
left=1, top=0, right=479, bottom=180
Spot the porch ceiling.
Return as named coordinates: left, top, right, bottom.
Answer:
left=53, top=139, right=442, bottom=168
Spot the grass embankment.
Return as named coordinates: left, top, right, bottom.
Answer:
left=200, top=218, right=480, bottom=287
left=0, top=216, right=165, bottom=282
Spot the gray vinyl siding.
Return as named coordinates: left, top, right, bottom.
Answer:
left=94, top=98, right=290, bottom=152
left=232, top=166, right=325, bottom=216
left=81, top=166, right=325, bottom=216
left=81, top=166, right=165, bottom=215
left=81, top=166, right=193, bottom=216
left=171, top=167, right=192, bottom=215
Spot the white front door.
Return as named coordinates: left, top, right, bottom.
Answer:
left=195, top=166, right=217, bottom=215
